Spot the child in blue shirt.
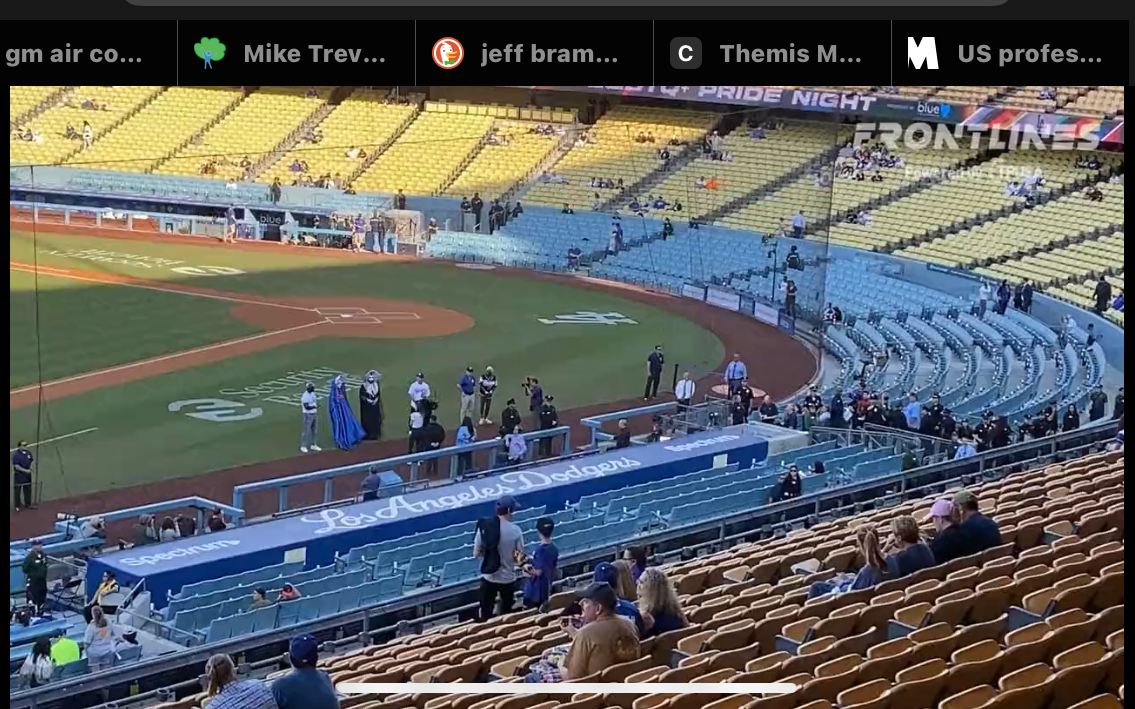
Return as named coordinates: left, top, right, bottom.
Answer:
left=522, top=517, right=558, bottom=610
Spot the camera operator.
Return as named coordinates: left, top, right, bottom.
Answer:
left=523, top=377, right=544, bottom=428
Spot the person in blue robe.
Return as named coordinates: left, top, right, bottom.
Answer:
left=328, top=374, right=365, bottom=450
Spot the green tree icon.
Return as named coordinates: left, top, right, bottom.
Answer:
left=194, top=38, right=226, bottom=68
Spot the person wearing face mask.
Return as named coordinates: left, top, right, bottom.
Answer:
left=299, top=382, right=322, bottom=453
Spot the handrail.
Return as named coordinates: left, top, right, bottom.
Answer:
left=232, top=426, right=572, bottom=513
left=58, top=496, right=244, bottom=534
left=10, top=422, right=1119, bottom=708
left=580, top=402, right=678, bottom=446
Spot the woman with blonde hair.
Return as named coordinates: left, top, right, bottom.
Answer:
left=611, top=559, right=638, bottom=602
left=636, top=567, right=687, bottom=638
left=808, top=525, right=886, bottom=598
left=83, top=606, right=120, bottom=672
left=204, top=653, right=278, bottom=709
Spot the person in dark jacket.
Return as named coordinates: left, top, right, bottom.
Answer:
left=884, top=516, right=936, bottom=579
left=1043, top=406, right=1058, bottom=435
left=537, top=397, right=558, bottom=458
left=1094, top=275, right=1112, bottom=314
left=22, top=539, right=49, bottom=612
left=613, top=419, right=632, bottom=449
left=927, top=499, right=971, bottom=565
left=1089, top=386, right=1109, bottom=422
left=12, top=441, right=34, bottom=512
left=953, top=489, right=1001, bottom=552
left=778, top=466, right=803, bottom=500
left=1062, top=404, right=1081, bottom=432
left=730, top=394, right=748, bottom=425
left=1021, top=280, right=1034, bottom=313
left=422, top=416, right=446, bottom=477
left=829, top=393, right=846, bottom=428
left=1114, top=387, right=1125, bottom=420
left=738, top=380, right=756, bottom=417
left=501, top=399, right=522, bottom=435
left=757, top=396, right=779, bottom=424
left=995, top=280, right=1011, bottom=315
left=864, top=396, right=887, bottom=426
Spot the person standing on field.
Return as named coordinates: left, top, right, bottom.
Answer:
left=458, top=366, right=477, bottom=425
left=12, top=440, right=34, bottom=512
left=644, top=345, right=665, bottom=401
left=300, top=383, right=321, bottom=453
left=478, top=366, right=498, bottom=425
left=674, top=372, right=695, bottom=411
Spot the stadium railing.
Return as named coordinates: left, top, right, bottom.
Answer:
left=580, top=402, right=678, bottom=445
left=9, top=422, right=1119, bottom=709
left=231, top=426, right=572, bottom=515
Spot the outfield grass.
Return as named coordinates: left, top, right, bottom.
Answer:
left=10, top=270, right=259, bottom=387
left=10, top=231, right=724, bottom=499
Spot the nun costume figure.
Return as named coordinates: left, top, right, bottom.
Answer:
left=328, top=375, right=365, bottom=450
left=359, top=370, right=384, bottom=440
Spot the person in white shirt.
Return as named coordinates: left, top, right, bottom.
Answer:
left=674, top=372, right=695, bottom=411
left=300, top=383, right=321, bottom=453
left=408, top=373, right=431, bottom=406
left=978, top=281, right=993, bottom=317
left=82, top=120, right=93, bottom=148
left=791, top=211, right=806, bottom=238
left=408, top=407, right=426, bottom=454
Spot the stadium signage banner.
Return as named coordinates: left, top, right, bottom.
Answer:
left=706, top=286, right=742, bottom=311
left=525, top=87, right=1123, bottom=144
left=681, top=283, right=708, bottom=301
left=532, top=86, right=957, bottom=120
left=753, top=302, right=781, bottom=327
left=87, top=426, right=768, bottom=606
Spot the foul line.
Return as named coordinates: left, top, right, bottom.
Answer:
left=10, top=322, right=325, bottom=396
left=10, top=427, right=99, bottom=451
left=9, top=262, right=318, bottom=314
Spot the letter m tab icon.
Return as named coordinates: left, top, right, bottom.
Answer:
left=907, top=37, right=939, bottom=69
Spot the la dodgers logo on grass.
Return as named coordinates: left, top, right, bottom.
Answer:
left=537, top=311, right=639, bottom=325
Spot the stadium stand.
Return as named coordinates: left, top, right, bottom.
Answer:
left=8, top=87, right=1125, bottom=709
left=9, top=85, right=64, bottom=122
left=1050, top=274, right=1125, bottom=328
left=716, top=140, right=975, bottom=239
left=635, top=122, right=846, bottom=221
left=10, top=86, right=163, bottom=166
left=231, top=450, right=1121, bottom=709
left=444, top=121, right=564, bottom=203
left=524, top=105, right=717, bottom=209
left=156, top=87, right=332, bottom=180
left=825, top=151, right=1119, bottom=253
left=351, top=102, right=497, bottom=195
left=257, top=88, right=419, bottom=189
left=68, top=87, right=244, bottom=173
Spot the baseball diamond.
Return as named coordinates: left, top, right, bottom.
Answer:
left=9, top=226, right=815, bottom=521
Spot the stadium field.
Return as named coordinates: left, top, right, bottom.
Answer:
left=8, top=229, right=760, bottom=502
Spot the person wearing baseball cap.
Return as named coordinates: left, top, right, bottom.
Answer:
left=473, top=495, right=526, bottom=621
left=560, top=582, right=640, bottom=680
left=592, top=562, right=645, bottom=636
left=522, top=517, right=559, bottom=610
left=458, top=366, right=477, bottom=425
left=953, top=489, right=1001, bottom=552
left=271, top=634, right=339, bottom=709
left=926, top=498, right=971, bottom=565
